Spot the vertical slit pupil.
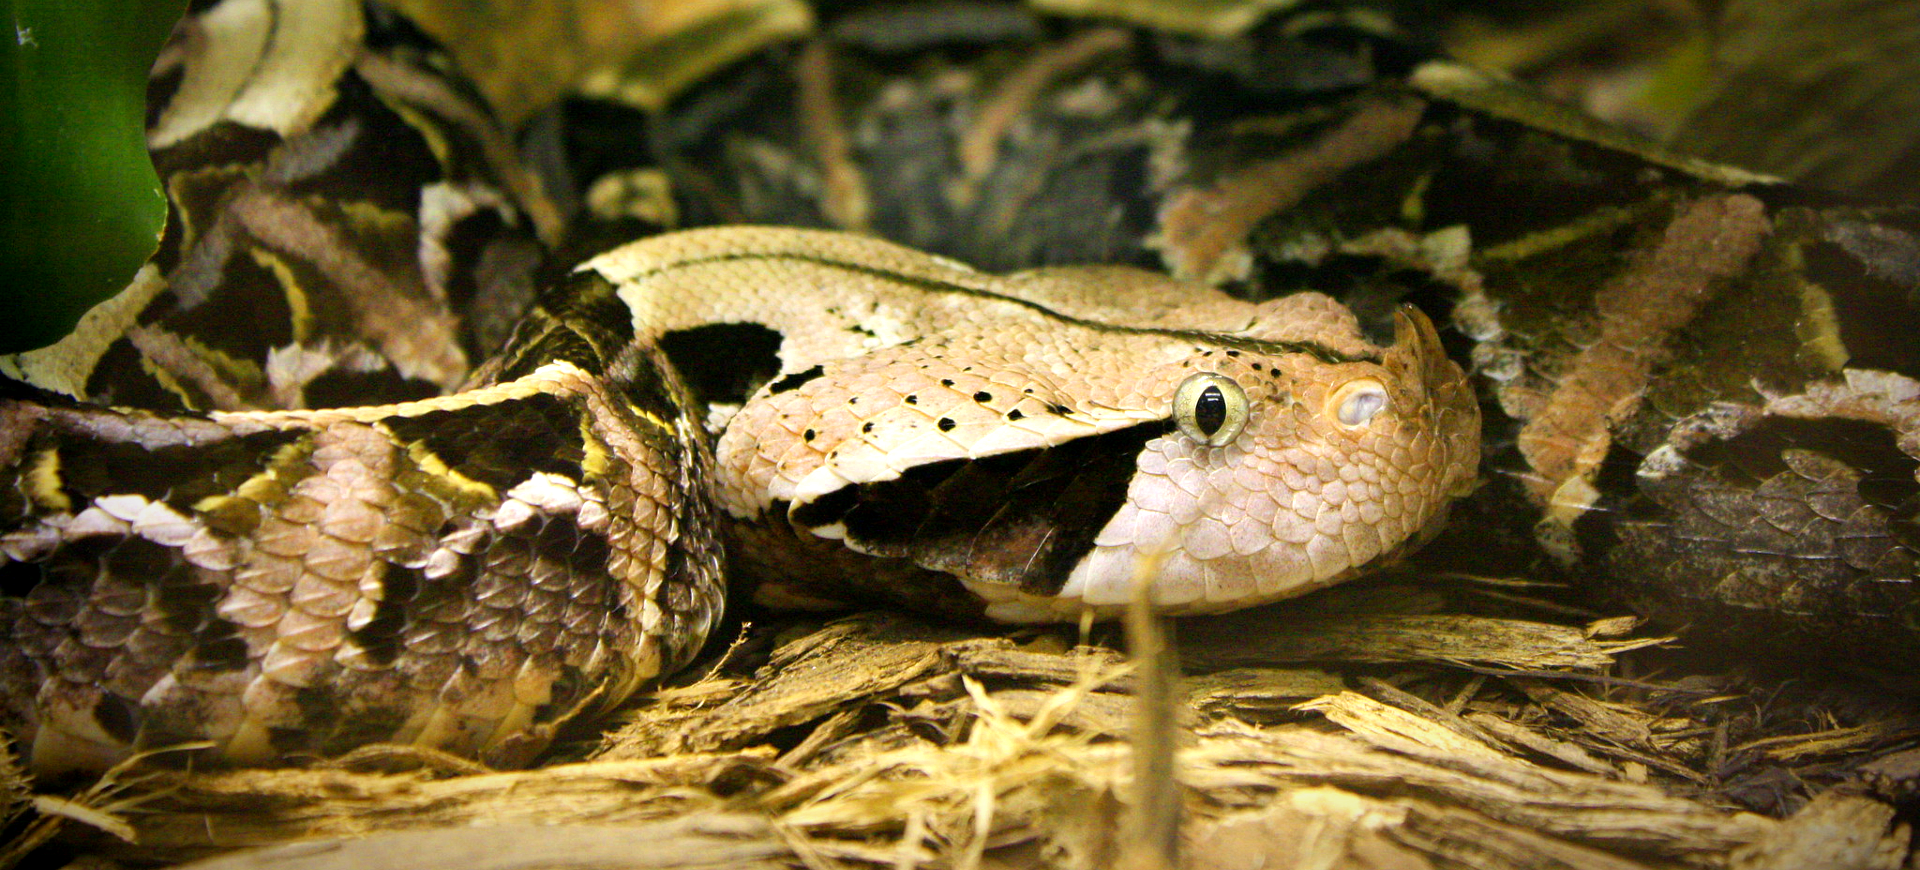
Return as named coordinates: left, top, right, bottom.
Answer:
left=1195, top=385, right=1227, bottom=435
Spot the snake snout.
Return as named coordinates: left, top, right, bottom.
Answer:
left=986, top=316, right=1482, bottom=622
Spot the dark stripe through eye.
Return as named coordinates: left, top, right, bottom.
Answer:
left=1194, top=385, right=1227, bottom=435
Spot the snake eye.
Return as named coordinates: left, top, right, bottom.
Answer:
left=1173, top=372, right=1248, bottom=446
left=1329, top=378, right=1388, bottom=427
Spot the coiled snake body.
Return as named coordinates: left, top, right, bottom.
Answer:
left=4, top=0, right=1918, bottom=775
left=0, top=0, right=1481, bottom=772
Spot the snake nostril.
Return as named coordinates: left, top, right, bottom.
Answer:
left=1330, top=378, right=1388, bottom=427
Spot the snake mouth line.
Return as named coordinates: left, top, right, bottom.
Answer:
left=789, top=420, right=1174, bottom=596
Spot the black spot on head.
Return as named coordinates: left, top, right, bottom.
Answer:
left=1007, top=409, right=1025, bottom=421
left=938, top=418, right=956, bottom=432
left=804, top=429, right=817, bottom=441
left=973, top=391, right=993, bottom=403
left=768, top=365, right=825, bottom=395
left=942, top=379, right=956, bottom=387
left=1226, top=350, right=1240, bottom=357
left=1050, top=403, right=1071, bottom=415
left=848, top=396, right=859, bottom=404
left=862, top=422, right=875, bottom=434
left=656, top=322, right=783, bottom=406
left=905, top=395, right=918, bottom=404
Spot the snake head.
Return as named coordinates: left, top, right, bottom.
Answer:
left=993, top=302, right=1480, bottom=622
left=716, top=258, right=1481, bottom=622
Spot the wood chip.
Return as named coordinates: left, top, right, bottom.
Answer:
left=1728, top=792, right=1908, bottom=870
left=1182, top=611, right=1660, bottom=671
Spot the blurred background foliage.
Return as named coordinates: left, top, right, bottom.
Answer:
left=1, top=0, right=1914, bottom=354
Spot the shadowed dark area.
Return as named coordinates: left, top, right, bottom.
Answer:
left=794, top=421, right=1171, bottom=594
left=657, top=322, right=784, bottom=408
